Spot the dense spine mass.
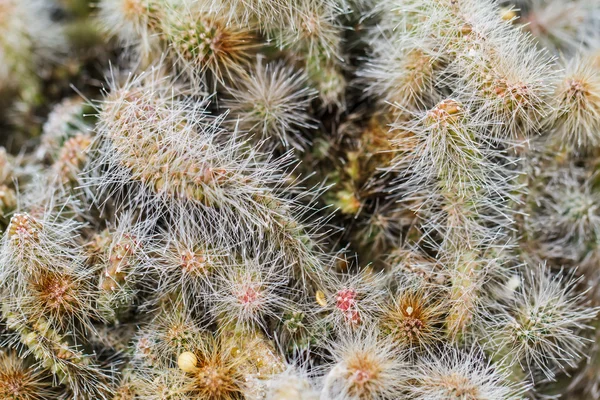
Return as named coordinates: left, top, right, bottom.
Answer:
left=0, top=0, right=599, bottom=398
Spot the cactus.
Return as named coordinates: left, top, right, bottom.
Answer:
left=0, top=0, right=600, bottom=398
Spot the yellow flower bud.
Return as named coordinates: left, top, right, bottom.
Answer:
left=177, top=351, right=198, bottom=373
left=316, top=290, right=327, bottom=307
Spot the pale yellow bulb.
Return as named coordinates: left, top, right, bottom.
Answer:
left=500, top=7, right=517, bottom=21
left=316, top=290, right=327, bottom=307
left=177, top=351, right=198, bottom=373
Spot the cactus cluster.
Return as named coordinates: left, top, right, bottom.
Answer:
left=1, top=0, right=600, bottom=398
